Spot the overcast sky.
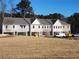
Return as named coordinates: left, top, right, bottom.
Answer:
left=5, top=0, right=79, bottom=17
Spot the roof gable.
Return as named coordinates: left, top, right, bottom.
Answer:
left=3, top=17, right=52, bottom=25
left=59, top=20, right=70, bottom=25
left=53, top=19, right=62, bottom=26
left=32, top=18, right=52, bottom=25
left=3, top=17, right=30, bottom=25
left=32, top=19, right=40, bottom=25
left=53, top=19, right=70, bottom=26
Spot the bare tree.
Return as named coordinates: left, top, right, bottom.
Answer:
left=0, top=0, right=6, bottom=33
left=0, top=0, right=6, bottom=24
left=1, top=0, right=6, bottom=18
left=9, top=0, right=14, bottom=17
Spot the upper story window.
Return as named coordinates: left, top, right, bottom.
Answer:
left=58, top=26, right=60, bottom=29
left=33, top=25, right=35, bottom=28
left=47, top=26, right=48, bottom=28
left=58, top=26, right=62, bottom=28
left=38, top=26, right=40, bottom=28
left=20, top=25, right=23, bottom=28
left=67, top=26, right=69, bottom=28
left=6, top=25, right=8, bottom=29
left=20, top=25, right=26, bottom=28
left=13, top=25, right=15, bottom=28
left=63, top=26, right=65, bottom=28
left=53, top=26, right=55, bottom=28
left=42, top=26, right=43, bottom=28
left=56, top=26, right=57, bottom=29
left=60, top=26, right=62, bottom=28
left=24, top=25, right=26, bottom=28
left=45, top=26, right=46, bottom=28
left=54, top=26, right=64, bottom=29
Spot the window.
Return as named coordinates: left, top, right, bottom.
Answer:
left=20, top=25, right=26, bottom=28
left=24, top=25, right=26, bottom=28
left=20, top=25, right=23, bottom=28
left=47, top=26, right=48, bottom=28
left=42, top=26, right=43, bottom=28
left=59, top=26, right=61, bottom=28
left=56, top=26, right=57, bottom=28
left=6, top=25, right=8, bottom=29
left=58, top=26, right=60, bottom=29
left=38, top=26, right=40, bottom=28
left=53, top=26, right=55, bottom=28
left=60, top=26, right=62, bottom=28
left=13, top=25, right=15, bottom=28
left=33, top=25, right=35, bottom=28
left=63, top=26, right=64, bottom=28
left=45, top=26, right=46, bottom=28
left=67, top=26, right=69, bottom=28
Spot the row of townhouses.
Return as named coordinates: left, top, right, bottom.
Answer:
left=1, top=17, right=71, bottom=36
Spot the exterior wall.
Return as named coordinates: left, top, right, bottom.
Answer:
left=52, top=20, right=71, bottom=35
left=53, top=25, right=71, bottom=33
left=62, top=25, right=71, bottom=32
left=31, top=25, right=51, bottom=35
left=31, top=19, right=52, bottom=36
left=31, top=25, right=42, bottom=32
left=2, top=18, right=52, bottom=36
left=42, top=25, right=51, bottom=32
left=3, top=24, right=29, bottom=33
left=53, top=21, right=63, bottom=33
left=31, top=25, right=51, bottom=32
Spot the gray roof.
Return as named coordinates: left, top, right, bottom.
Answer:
left=58, top=20, right=70, bottom=25
left=3, top=17, right=31, bottom=25
left=3, top=17, right=52, bottom=25
left=37, top=19, right=52, bottom=25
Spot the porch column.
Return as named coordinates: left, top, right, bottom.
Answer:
left=52, top=32, right=54, bottom=36
left=39, top=32, right=42, bottom=36
left=2, top=30, right=4, bottom=34
left=30, top=31, right=32, bottom=36
left=2, top=27, right=4, bottom=34
left=48, top=32, right=50, bottom=36
left=16, top=32, right=18, bottom=36
left=13, top=32, right=15, bottom=36
left=38, top=32, right=40, bottom=37
left=25, top=32, right=27, bottom=36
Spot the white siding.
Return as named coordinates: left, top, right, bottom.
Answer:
left=31, top=25, right=42, bottom=32
left=3, top=24, right=29, bottom=32
left=31, top=25, right=51, bottom=32
left=53, top=20, right=71, bottom=34
left=32, top=19, right=40, bottom=25
left=31, top=19, right=51, bottom=34
left=53, top=20, right=63, bottom=32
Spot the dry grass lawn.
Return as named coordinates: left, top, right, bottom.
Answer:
left=0, top=36, right=79, bottom=59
